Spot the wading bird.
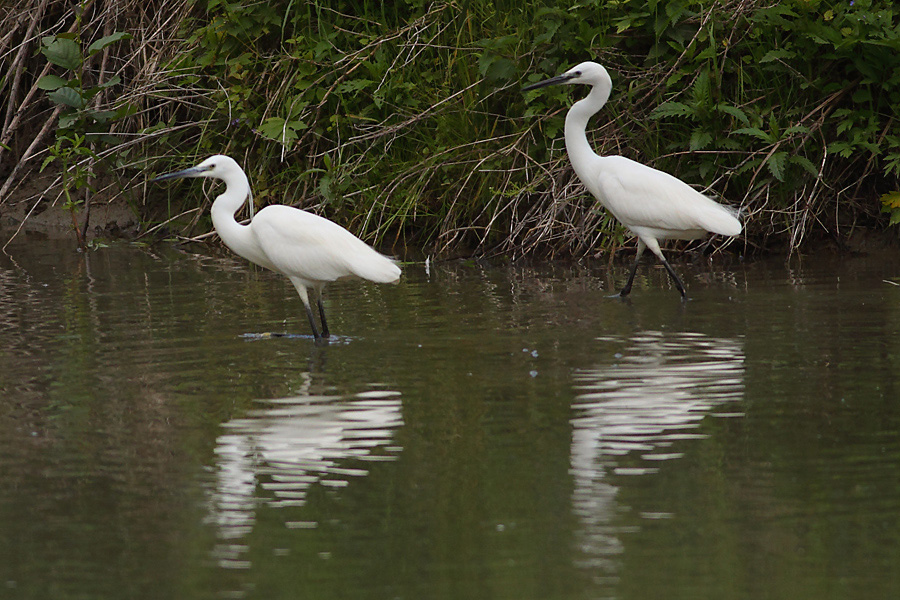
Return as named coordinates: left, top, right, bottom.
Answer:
left=523, top=62, right=741, bottom=298
left=152, top=155, right=400, bottom=342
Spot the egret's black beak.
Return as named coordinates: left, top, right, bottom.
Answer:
left=522, top=72, right=578, bottom=92
left=150, top=164, right=212, bottom=183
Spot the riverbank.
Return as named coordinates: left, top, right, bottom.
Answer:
left=1, top=1, right=898, bottom=256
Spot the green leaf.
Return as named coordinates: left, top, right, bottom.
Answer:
left=716, top=104, right=750, bottom=126
left=734, top=127, right=772, bottom=142
left=880, top=190, right=900, bottom=209
left=650, top=101, right=693, bottom=119
left=258, top=117, right=291, bottom=140
left=59, top=113, right=80, bottom=129
left=99, top=75, right=122, bottom=89
left=759, top=49, right=795, bottom=63
left=889, top=210, right=900, bottom=226
left=48, top=86, right=84, bottom=108
left=81, top=76, right=122, bottom=102
left=257, top=117, right=306, bottom=146
left=827, top=141, right=854, bottom=158
left=613, top=16, right=635, bottom=34
left=480, top=57, right=516, bottom=82
left=852, top=88, right=872, bottom=104
left=335, top=79, right=373, bottom=94
left=319, top=174, right=333, bottom=200
left=790, top=155, right=819, bottom=177
left=114, top=102, right=139, bottom=119
left=784, top=124, right=810, bottom=136
left=41, top=37, right=82, bottom=70
left=37, top=75, right=68, bottom=90
left=690, top=69, right=711, bottom=105
left=89, top=110, right=118, bottom=124
left=690, top=130, right=712, bottom=151
left=695, top=45, right=717, bottom=61
left=767, top=151, right=787, bottom=181
left=665, top=71, right=687, bottom=87
left=87, top=31, right=132, bottom=56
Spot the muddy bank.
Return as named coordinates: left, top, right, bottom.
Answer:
left=2, top=164, right=896, bottom=255
left=3, top=192, right=898, bottom=260
left=1, top=169, right=141, bottom=243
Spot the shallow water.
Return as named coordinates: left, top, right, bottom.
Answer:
left=1, top=235, right=899, bottom=599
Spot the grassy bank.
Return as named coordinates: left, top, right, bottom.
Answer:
left=1, top=0, right=898, bottom=256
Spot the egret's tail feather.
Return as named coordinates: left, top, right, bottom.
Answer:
left=353, top=254, right=402, bottom=284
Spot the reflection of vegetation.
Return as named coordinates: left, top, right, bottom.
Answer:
left=1, top=1, right=899, bottom=256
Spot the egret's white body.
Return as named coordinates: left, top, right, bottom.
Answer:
left=152, top=155, right=400, bottom=341
left=523, top=61, right=741, bottom=297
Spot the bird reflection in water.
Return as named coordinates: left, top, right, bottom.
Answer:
left=569, top=331, right=744, bottom=576
left=207, top=385, right=403, bottom=567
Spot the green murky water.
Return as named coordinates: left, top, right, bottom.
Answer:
left=1, top=235, right=899, bottom=599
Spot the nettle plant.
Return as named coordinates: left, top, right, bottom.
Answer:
left=37, top=31, right=132, bottom=247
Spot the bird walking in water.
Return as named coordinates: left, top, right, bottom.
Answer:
left=152, top=155, right=400, bottom=342
left=523, top=62, right=742, bottom=298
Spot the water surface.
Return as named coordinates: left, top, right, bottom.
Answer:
left=1, top=235, right=899, bottom=599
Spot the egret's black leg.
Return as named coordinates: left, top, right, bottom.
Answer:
left=659, top=257, right=687, bottom=298
left=317, top=297, right=330, bottom=338
left=618, top=253, right=642, bottom=297
left=304, top=302, right=322, bottom=340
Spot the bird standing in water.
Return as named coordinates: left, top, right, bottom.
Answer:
left=523, top=61, right=741, bottom=298
left=152, top=155, right=400, bottom=342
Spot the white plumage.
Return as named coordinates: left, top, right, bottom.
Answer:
left=524, top=61, right=741, bottom=297
left=152, top=155, right=400, bottom=341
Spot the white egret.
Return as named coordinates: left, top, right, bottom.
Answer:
left=523, top=61, right=742, bottom=298
left=151, top=155, right=400, bottom=342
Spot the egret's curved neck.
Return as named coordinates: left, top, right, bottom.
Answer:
left=564, top=83, right=611, bottom=175
left=209, top=170, right=257, bottom=260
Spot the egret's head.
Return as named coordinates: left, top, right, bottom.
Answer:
left=151, top=154, right=239, bottom=182
left=522, top=61, right=611, bottom=91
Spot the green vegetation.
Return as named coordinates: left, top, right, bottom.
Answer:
left=37, top=30, right=134, bottom=248
left=1, top=0, right=899, bottom=256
